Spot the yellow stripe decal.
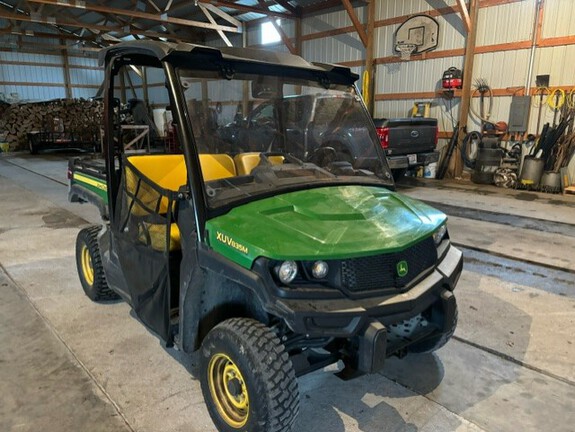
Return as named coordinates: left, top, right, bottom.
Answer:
left=74, top=173, right=107, bottom=191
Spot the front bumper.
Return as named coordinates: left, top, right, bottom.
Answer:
left=275, top=243, right=462, bottom=339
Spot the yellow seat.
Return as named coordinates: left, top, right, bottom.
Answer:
left=126, top=155, right=186, bottom=251
left=199, top=154, right=236, bottom=180
left=125, top=153, right=237, bottom=251
left=234, top=152, right=285, bottom=175
left=127, top=155, right=187, bottom=215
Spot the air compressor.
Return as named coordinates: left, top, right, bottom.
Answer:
left=442, top=67, right=463, bottom=90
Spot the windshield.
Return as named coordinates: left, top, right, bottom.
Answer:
left=178, top=69, right=393, bottom=209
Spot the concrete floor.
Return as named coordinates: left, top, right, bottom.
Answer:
left=1, top=152, right=574, bottom=432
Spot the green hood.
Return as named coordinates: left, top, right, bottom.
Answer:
left=206, top=185, right=446, bottom=268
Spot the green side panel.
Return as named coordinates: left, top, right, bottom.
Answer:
left=72, top=173, right=108, bottom=203
left=206, top=185, right=447, bottom=269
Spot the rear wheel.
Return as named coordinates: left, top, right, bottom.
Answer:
left=75, top=226, right=119, bottom=301
left=200, top=318, right=299, bottom=432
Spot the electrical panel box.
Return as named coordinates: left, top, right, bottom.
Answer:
left=508, top=96, right=531, bottom=132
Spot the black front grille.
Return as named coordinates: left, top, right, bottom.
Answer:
left=340, top=237, right=437, bottom=292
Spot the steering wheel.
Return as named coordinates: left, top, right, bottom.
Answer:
left=308, top=146, right=337, bottom=167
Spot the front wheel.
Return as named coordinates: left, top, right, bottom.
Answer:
left=200, top=318, right=299, bottom=432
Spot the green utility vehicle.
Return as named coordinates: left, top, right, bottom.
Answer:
left=70, top=41, right=462, bottom=432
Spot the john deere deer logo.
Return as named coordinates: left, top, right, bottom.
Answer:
left=396, top=260, right=409, bottom=277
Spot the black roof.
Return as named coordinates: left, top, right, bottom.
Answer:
left=99, top=40, right=358, bottom=84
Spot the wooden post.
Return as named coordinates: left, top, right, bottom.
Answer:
left=364, top=0, right=376, bottom=115
left=61, top=39, right=72, bottom=99
left=295, top=15, right=302, bottom=56
left=341, top=0, right=368, bottom=48
left=450, top=0, right=479, bottom=179
left=242, top=23, right=249, bottom=117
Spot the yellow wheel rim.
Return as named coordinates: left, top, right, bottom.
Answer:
left=81, top=245, right=94, bottom=286
left=208, top=353, right=249, bottom=428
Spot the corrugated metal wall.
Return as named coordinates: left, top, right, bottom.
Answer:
left=302, top=8, right=365, bottom=66
left=301, top=0, right=572, bottom=167
left=0, top=48, right=66, bottom=101
left=541, top=0, right=575, bottom=38
left=0, top=35, right=103, bottom=102
left=4, top=0, right=573, bottom=147
left=68, top=56, right=103, bottom=99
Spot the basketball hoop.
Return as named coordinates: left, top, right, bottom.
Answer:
left=396, top=43, right=416, bottom=61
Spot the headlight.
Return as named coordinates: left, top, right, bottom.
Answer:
left=276, top=260, right=298, bottom=284
left=433, top=224, right=448, bottom=246
left=311, top=261, right=329, bottom=279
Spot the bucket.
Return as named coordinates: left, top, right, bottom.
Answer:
left=519, top=156, right=544, bottom=188
left=540, top=171, right=561, bottom=193
left=424, top=162, right=437, bottom=178
left=472, top=147, right=502, bottom=184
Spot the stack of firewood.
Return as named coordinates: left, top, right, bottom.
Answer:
left=0, top=99, right=103, bottom=150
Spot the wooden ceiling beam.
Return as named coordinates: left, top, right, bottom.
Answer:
left=2, top=39, right=100, bottom=52
left=341, top=0, right=367, bottom=47
left=0, top=8, right=119, bottom=32
left=26, top=0, right=241, bottom=33
left=200, top=3, right=241, bottom=28
left=303, top=0, right=367, bottom=15
left=0, top=9, right=196, bottom=42
left=0, top=27, right=99, bottom=42
left=272, top=0, right=299, bottom=17
left=198, top=3, right=232, bottom=46
left=213, top=0, right=292, bottom=19
left=456, top=0, right=472, bottom=33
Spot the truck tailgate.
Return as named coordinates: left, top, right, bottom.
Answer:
left=381, top=118, right=438, bottom=156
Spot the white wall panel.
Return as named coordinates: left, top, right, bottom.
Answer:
left=375, top=0, right=458, bottom=21
left=473, top=50, right=531, bottom=89
left=0, top=51, right=62, bottom=64
left=432, top=13, right=466, bottom=51
left=0, top=64, right=64, bottom=84
left=376, top=56, right=464, bottom=94
left=68, top=56, right=100, bottom=68
left=534, top=45, right=575, bottom=86
left=541, top=0, right=575, bottom=38
left=69, top=68, right=103, bottom=87
left=303, top=33, right=364, bottom=63
left=476, top=1, right=536, bottom=46
left=303, top=8, right=355, bottom=35
left=0, top=84, right=64, bottom=101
